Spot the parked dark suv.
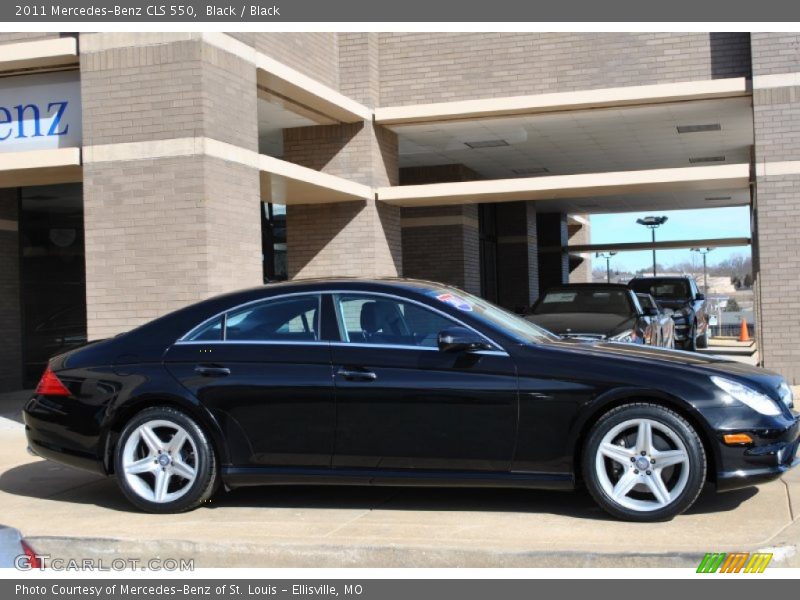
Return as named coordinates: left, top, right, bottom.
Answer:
left=628, top=276, right=709, bottom=351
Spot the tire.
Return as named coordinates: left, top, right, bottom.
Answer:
left=696, top=332, right=708, bottom=349
left=582, top=403, right=706, bottom=522
left=680, top=323, right=697, bottom=352
left=114, top=406, right=219, bottom=513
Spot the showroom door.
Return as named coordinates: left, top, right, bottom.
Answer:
left=330, top=293, right=518, bottom=473
left=164, top=294, right=335, bottom=468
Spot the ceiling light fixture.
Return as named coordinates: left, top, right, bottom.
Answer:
left=511, top=167, right=549, bottom=175
left=689, top=156, right=726, bottom=164
left=677, top=124, right=722, bottom=134
left=464, top=139, right=509, bottom=149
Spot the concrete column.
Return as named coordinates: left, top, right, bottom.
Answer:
left=496, top=201, right=539, bottom=312
left=0, top=188, right=22, bottom=392
left=80, top=35, right=262, bottom=340
left=400, top=165, right=480, bottom=294
left=284, top=34, right=402, bottom=279
left=751, top=34, right=800, bottom=383
left=537, top=212, right=569, bottom=295
left=568, top=215, right=593, bottom=283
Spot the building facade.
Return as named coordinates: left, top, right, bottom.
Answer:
left=0, top=32, right=797, bottom=390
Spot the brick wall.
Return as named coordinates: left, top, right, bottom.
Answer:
left=284, top=122, right=402, bottom=279
left=751, top=33, right=800, bottom=383
left=400, top=165, right=480, bottom=293
left=0, top=189, right=21, bottom=392
left=568, top=218, right=592, bottom=283
left=251, top=33, right=340, bottom=91
left=81, top=38, right=262, bottom=339
left=378, top=33, right=751, bottom=105
left=283, top=34, right=401, bottom=280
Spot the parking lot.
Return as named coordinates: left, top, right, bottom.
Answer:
left=2, top=390, right=800, bottom=568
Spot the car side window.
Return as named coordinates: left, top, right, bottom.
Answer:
left=335, top=294, right=456, bottom=348
left=185, top=295, right=321, bottom=342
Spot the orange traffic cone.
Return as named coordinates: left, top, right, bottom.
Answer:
left=738, top=317, right=751, bottom=342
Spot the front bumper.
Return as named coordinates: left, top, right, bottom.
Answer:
left=715, top=414, right=800, bottom=491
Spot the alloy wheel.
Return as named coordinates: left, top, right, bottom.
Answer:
left=121, top=419, right=198, bottom=504
left=594, top=418, right=690, bottom=512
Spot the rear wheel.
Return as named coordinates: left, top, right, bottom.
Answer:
left=582, top=403, right=706, bottom=521
left=681, top=323, right=697, bottom=351
left=696, top=332, right=708, bottom=349
left=114, top=407, right=219, bottom=513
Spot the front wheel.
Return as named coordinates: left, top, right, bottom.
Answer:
left=114, top=406, right=219, bottom=513
left=582, top=403, right=706, bottom=521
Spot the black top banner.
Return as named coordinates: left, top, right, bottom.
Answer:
left=4, top=0, right=800, bottom=22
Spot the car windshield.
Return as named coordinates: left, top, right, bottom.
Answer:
left=532, top=288, right=634, bottom=316
left=629, top=279, right=690, bottom=301
left=423, top=287, right=557, bottom=344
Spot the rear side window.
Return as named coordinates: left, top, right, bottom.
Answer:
left=185, top=295, right=321, bottom=342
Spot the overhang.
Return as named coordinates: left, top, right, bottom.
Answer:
left=0, top=37, right=79, bottom=73
left=377, top=164, right=751, bottom=208
left=256, top=54, right=371, bottom=124
left=560, top=237, right=752, bottom=254
left=0, top=147, right=81, bottom=187
left=259, top=154, right=373, bottom=204
left=375, top=78, right=750, bottom=125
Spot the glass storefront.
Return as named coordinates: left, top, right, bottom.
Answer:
left=18, top=183, right=86, bottom=386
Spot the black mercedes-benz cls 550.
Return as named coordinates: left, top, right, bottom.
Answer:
left=23, top=278, right=799, bottom=521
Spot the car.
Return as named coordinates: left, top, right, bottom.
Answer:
left=24, top=278, right=799, bottom=522
left=525, top=283, right=665, bottom=346
left=635, top=293, right=676, bottom=349
left=628, top=276, right=709, bottom=351
left=0, top=525, right=39, bottom=569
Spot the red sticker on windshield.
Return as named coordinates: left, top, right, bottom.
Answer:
left=436, top=293, right=473, bottom=311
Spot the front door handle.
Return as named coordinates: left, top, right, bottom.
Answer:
left=336, top=368, right=377, bottom=382
left=194, top=365, right=231, bottom=377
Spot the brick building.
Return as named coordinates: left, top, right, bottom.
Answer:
left=0, top=32, right=797, bottom=390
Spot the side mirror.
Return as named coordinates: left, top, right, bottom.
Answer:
left=644, top=306, right=659, bottom=317
left=437, top=327, right=491, bottom=353
left=695, top=293, right=705, bottom=301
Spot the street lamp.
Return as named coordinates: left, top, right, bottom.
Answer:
left=691, top=247, right=714, bottom=295
left=595, top=251, right=618, bottom=283
left=636, top=216, right=668, bottom=276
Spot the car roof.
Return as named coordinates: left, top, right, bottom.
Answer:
left=544, top=283, right=633, bottom=291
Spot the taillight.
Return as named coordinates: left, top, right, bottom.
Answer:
left=35, top=366, right=70, bottom=397
left=20, top=539, right=41, bottom=569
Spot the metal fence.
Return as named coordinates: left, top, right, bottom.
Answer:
left=711, top=323, right=756, bottom=339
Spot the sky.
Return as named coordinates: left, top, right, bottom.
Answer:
left=589, top=206, right=751, bottom=273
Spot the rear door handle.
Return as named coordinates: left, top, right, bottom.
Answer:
left=194, top=365, right=231, bottom=377
left=336, top=368, right=377, bottom=382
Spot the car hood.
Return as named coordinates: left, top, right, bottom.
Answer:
left=538, top=338, right=782, bottom=383
left=526, top=313, right=634, bottom=336
left=655, top=299, right=691, bottom=311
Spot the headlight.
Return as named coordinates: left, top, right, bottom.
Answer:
left=779, top=382, right=795, bottom=409
left=609, top=330, right=637, bottom=343
left=711, top=376, right=782, bottom=416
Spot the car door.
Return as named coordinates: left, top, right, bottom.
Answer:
left=330, top=292, right=518, bottom=473
left=163, top=293, right=335, bottom=468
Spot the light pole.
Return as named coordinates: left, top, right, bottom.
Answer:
left=691, top=247, right=714, bottom=295
left=636, top=216, right=668, bottom=276
left=595, top=251, right=617, bottom=283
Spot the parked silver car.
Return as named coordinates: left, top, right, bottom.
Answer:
left=0, top=525, right=38, bottom=569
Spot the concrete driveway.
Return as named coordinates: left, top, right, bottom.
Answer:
left=2, top=390, right=800, bottom=568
